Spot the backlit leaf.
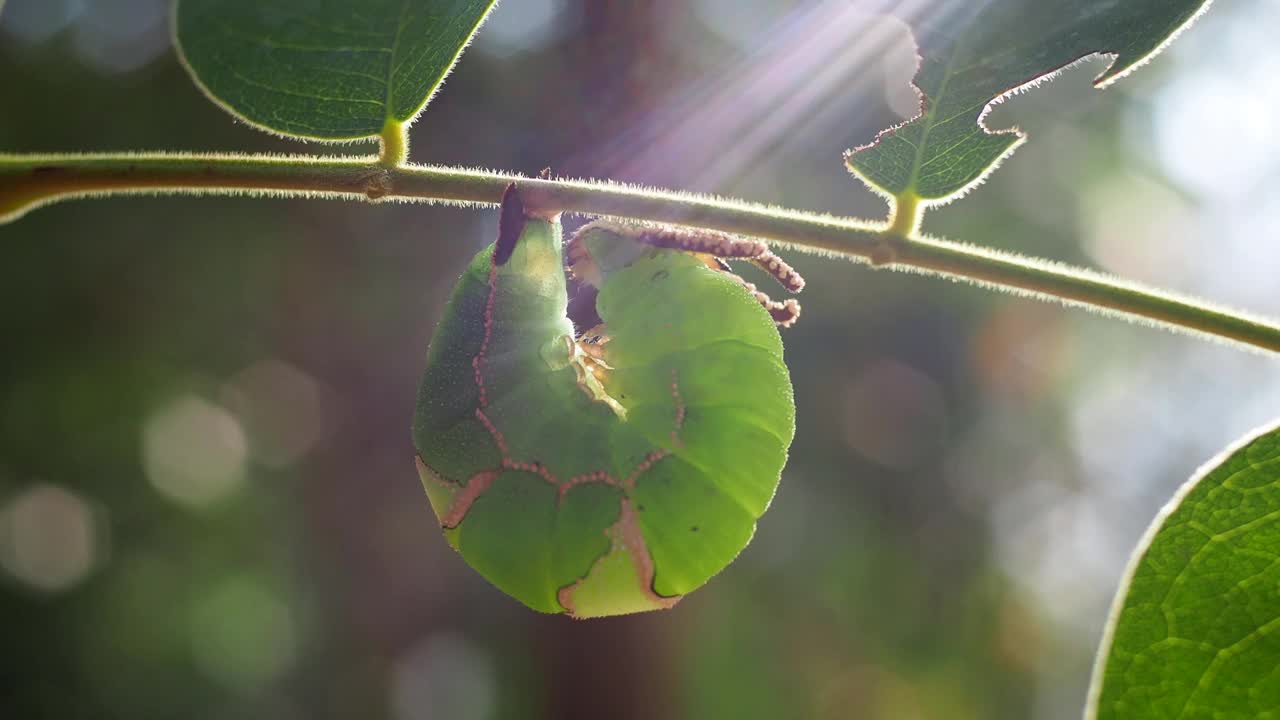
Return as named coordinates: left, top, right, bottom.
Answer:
left=175, top=0, right=497, bottom=140
left=847, top=0, right=1210, bottom=203
left=1088, top=420, right=1280, bottom=719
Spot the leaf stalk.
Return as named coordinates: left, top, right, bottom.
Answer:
left=379, top=120, right=410, bottom=168
left=887, top=192, right=924, bottom=237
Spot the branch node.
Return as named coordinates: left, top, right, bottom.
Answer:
left=362, top=168, right=394, bottom=200
left=869, top=236, right=900, bottom=266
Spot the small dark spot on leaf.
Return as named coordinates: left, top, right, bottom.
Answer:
left=650, top=269, right=669, bottom=282
left=690, top=526, right=699, bottom=532
left=637, top=504, right=646, bottom=512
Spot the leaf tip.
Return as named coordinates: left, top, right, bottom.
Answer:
left=1093, top=0, right=1216, bottom=88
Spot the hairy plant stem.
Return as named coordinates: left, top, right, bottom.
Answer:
left=2, top=152, right=1278, bottom=354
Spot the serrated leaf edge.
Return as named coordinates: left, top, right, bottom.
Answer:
left=845, top=3, right=1216, bottom=210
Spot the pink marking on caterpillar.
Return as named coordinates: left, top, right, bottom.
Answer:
left=555, top=497, right=681, bottom=618
left=441, top=470, right=499, bottom=529
left=623, top=450, right=669, bottom=490
left=558, top=470, right=621, bottom=502
left=616, top=498, right=680, bottom=609
left=475, top=408, right=509, bottom=456
left=501, top=458, right=560, bottom=486
left=472, top=261, right=500, bottom=408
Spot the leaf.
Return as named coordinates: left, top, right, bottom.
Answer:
left=412, top=189, right=797, bottom=618
left=174, top=0, right=497, bottom=140
left=1087, top=420, right=1280, bottom=719
left=846, top=0, right=1210, bottom=203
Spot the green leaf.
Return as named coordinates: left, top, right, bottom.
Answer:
left=847, top=0, right=1210, bottom=203
left=174, top=0, right=497, bottom=140
left=412, top=189, right=797, bottom=618
left=1087, top=420, right=1280, bottom=719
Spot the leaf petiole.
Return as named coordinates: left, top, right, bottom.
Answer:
left=379, top=119, right=410, bottom=168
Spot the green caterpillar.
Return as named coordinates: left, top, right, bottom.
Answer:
left=413, top=185, right=801, bottom=618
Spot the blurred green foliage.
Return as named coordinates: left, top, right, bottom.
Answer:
left=2, top=2, right=1276, bottom=719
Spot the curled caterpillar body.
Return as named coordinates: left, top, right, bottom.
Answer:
left=413, top=191, right=796, bottom=618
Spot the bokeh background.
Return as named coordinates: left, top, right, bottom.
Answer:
left=2, top=1, right=1279, bottom=718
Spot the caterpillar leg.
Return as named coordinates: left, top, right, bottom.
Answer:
left=575, top=324, right=612, bottom=360
left=568, top=221, right=805, bottom=327
left=718, top=270, right=802, bottom=327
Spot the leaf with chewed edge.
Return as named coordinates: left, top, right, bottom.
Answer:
left=1087, top=420, right=1280, bottom=719
left=847, top=0, right=1211, bottom=205
left=175, top=0, right=497, bottom=140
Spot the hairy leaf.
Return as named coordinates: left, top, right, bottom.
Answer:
left=175, top=0, right=496, bottom=140
left=1088, top=421, right=1280, bottom=719
left=847, top=0, right=1210, bottom=202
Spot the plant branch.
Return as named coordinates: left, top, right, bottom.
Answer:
left=2, top=152, right=1278, bottom=354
